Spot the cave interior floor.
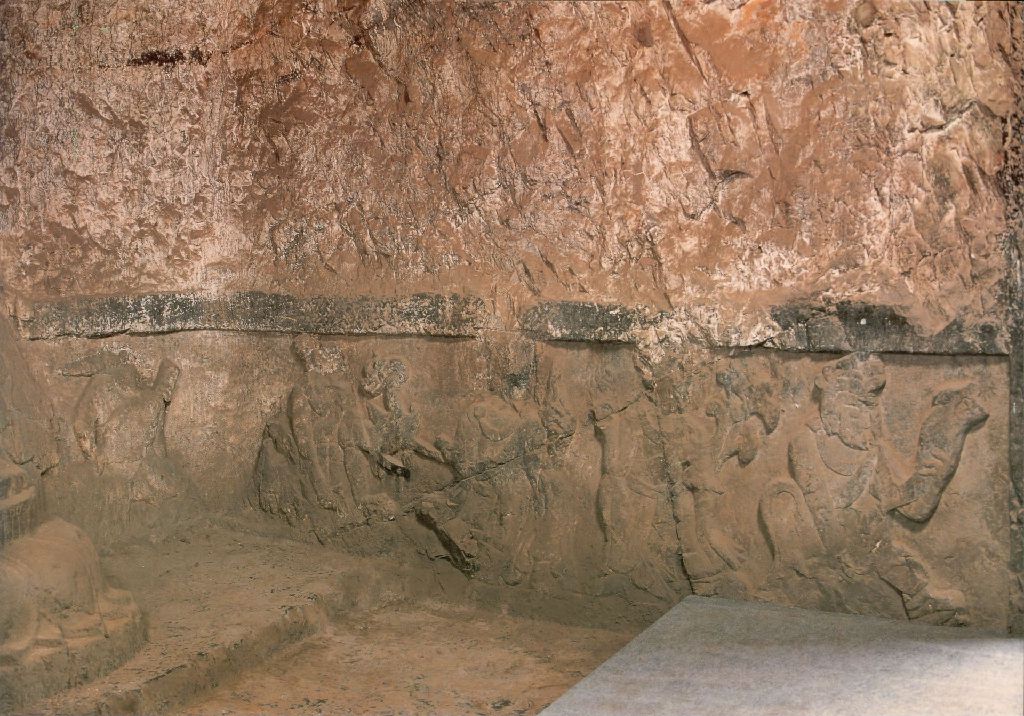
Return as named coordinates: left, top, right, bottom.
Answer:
left=27, top=522, right=634, bottom=716
left=26, top=520, right=1024, bottom=716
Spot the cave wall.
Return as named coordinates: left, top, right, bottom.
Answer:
left=0, top=0, right=1019, bottom=339
left=15, top=330, right=1012, bottom=629
left=0, top=1, right=1021, bottom=631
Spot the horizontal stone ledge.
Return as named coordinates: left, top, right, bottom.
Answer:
left=765, top=302, right=1008, bottom=356
left=14, top=292, right=1010, bottom=356
left=17, top=291, right=497, bottom=339
left=519, top=301, right=656, bottom=343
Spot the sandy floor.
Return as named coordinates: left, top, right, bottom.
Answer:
left=27, top=526, right=635, bottom=716
left=179, top=603, right=630, bottom=716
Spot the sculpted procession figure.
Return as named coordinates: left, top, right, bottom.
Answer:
left=760, top=353, right=988, bottom=624
left=666, top=357, right=781, bottom=598
left=418, top=337, right=575, bottom=586
left=256, top=336, right=419, bottom=538
left=65, top=350, right=183, bottom=503
left=258, top=337, right=366, bottom=530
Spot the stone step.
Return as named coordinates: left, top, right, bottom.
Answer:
left=21, top=527, right=452, bottom=716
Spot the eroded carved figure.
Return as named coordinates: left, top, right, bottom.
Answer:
left=417, top=337, right=575, bottom=586
left=590, top=356, right=683, bottom=603
left=663, top=355, right=781, bottom=599
left=255, top=337, right=420, bottom=539
left=759, top=353, right=988, bottom=624
left=0, top=471, right=143, bottom=708
left=65, top=350, right=183, bottom=504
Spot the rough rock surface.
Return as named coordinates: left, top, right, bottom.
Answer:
left=0, top=1, right=1020, bottom=341
left=0, top=1, right=1021, bottom=707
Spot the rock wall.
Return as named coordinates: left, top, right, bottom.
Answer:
left=0, top=0, right=1021, bottom=632
left=18, top=330, right=1014, bottom=630
left=0, top=0, right=1020, bottom=340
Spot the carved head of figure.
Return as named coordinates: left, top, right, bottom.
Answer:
left=931, top=384, right=988, bottom=433
left=711, top=356, right=782, bottom=466
left=154, top=360, right=181, bottom=403
left=292, top=336, right=346, bottom=376
left=815, top=353, right=886, bottom=450
left=361, top=359, right=408, bottom=411
left=715, top=357, right=781, bottom=433
left=484, top=335, right=535, bottom=403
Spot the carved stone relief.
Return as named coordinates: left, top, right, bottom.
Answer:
left=58, top=349, right=191, bottom=542
left=0, top=496, right=144, bottom=710
left=417, top=336, right=577, bottom=587
left=662, top=351, right=1008, bottom=628
left=254, top=336, right=446, bottom=543
left=246, top=337, right=1010, bottom=628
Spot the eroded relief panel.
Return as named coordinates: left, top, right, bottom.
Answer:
left=56, top=349, right=193, bottom=544
left=247, top=337, right=1010, bottom=628
left=243, top=335, right=1011, bottom=626
left=26, top=329, right=1010, bottom=629
left=0, top=317, right=144, bottom=711
left=657, top=351, right=1010, bottom=628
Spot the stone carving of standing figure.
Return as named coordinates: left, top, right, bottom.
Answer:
left=759, top=353, right=988, bottom=624
left=256, top=337, right=373, bottom=533
left=359, top=357, right=418, bottom=498
left=65, top=350, right=183, bottom=503
left=418, top=337, right=570, bottom=586
left=664, top=356, right=781, bottom=599
left=588, top=354, right=689, bottom=603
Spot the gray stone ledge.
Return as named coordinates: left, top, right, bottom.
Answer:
left=15, top=292, right=1010, bottom=356
left=766, top=302, right=1008, bottom=356
left=18, top=291, right=495, bottom=340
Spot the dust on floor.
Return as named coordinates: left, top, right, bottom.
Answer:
left=178, top=602, right=630, bottom=716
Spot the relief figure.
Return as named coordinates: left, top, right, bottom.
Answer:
left=759, top=353, right=988, bottom=624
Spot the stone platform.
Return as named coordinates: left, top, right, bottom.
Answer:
left=541, top=596, right=1024, bottom=716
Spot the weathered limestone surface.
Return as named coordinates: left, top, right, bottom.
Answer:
left=0, top=1, right=1020, bottom=694
left=16, top=292, right=1011, bottom=355
left=0, top=1, right=1019, bottom=343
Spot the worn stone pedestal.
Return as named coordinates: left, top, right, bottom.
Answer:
left=541, top=596, right=1024, bottom=716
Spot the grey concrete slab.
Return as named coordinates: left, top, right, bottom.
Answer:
left=541, top=596, right=1024, bottom=716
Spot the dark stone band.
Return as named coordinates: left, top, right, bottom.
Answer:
left=18, top=291, right=496, bottom=340
left=16, top=291, right=1010, bottom=356
left=767, top=303, right=1007, bottom=356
